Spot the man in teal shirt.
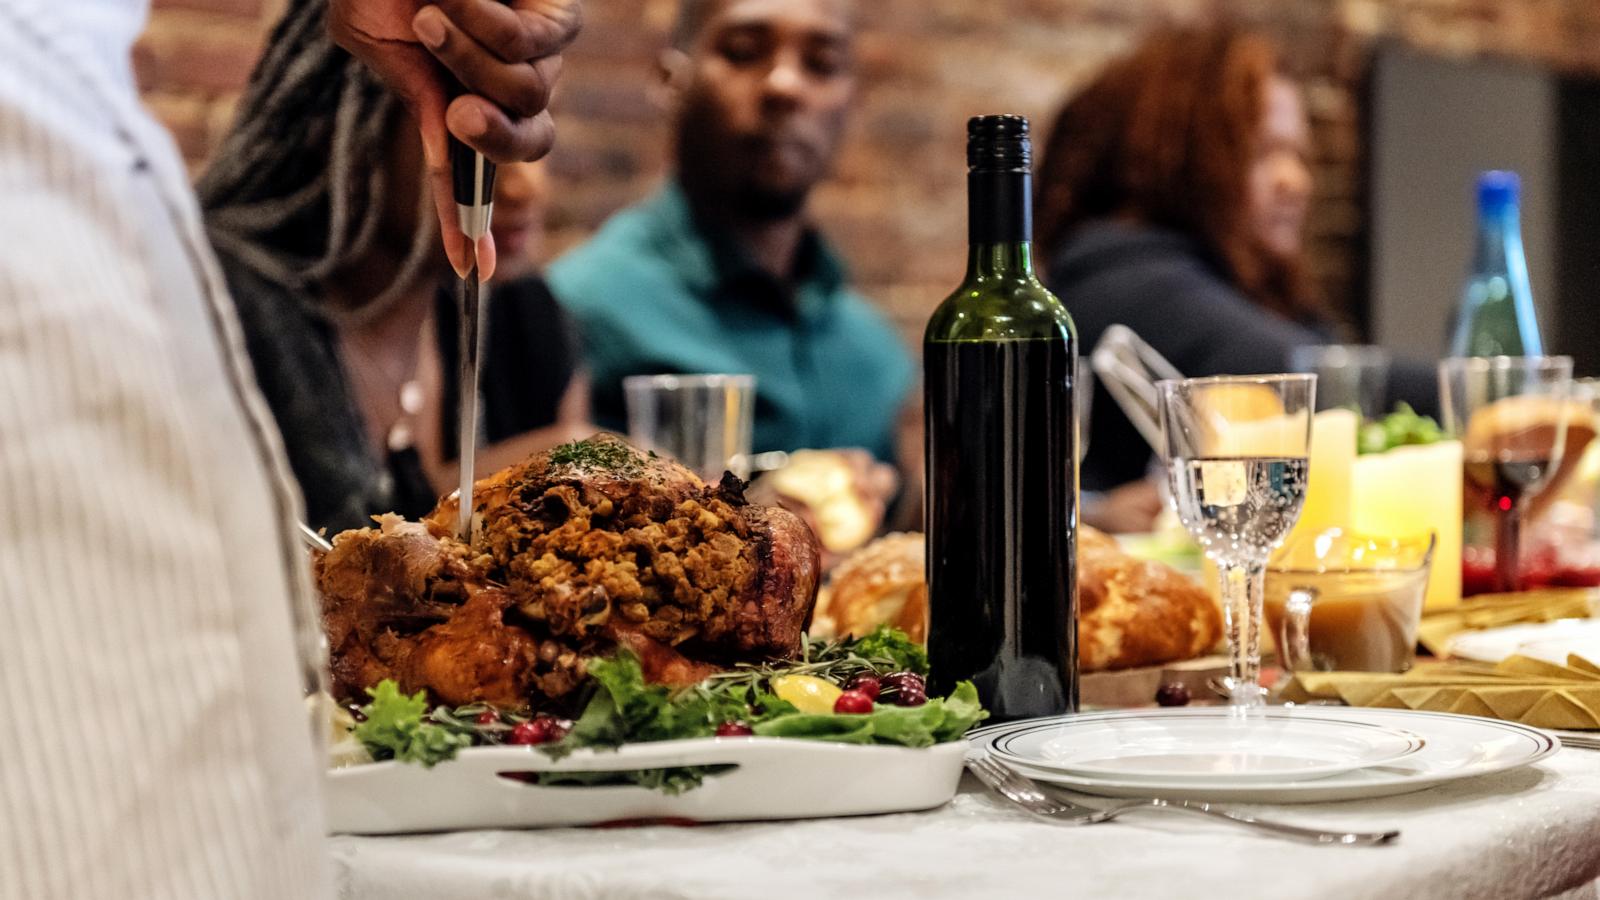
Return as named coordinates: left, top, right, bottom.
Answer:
left=548, top=0, right=913, bottom=464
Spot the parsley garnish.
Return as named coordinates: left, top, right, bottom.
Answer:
left=547, top=437, right=643, bottom=475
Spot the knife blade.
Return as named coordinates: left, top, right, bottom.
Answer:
left=451, top=135, right=496, bottom=542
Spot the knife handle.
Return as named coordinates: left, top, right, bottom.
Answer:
left=446, top=51, right=499, bottom=242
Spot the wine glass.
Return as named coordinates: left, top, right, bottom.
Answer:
left=1156, top=374, right=1316, bottom=706
left=1439, top=356, right=1573, bottom=594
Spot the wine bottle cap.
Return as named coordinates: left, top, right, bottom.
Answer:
left=967, top=114, right=1030, bottom=173
left=1477, top=170, right=1520, bottom=213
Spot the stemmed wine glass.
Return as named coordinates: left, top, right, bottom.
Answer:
left=1439, top=356, right=1573, bottom=594
left=1156, top=374, right=1316, bottom=707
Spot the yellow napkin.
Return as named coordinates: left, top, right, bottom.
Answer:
left=1416, top=588, right=1597, bottom=657
left=1281, top=655, right=1600, bottom=730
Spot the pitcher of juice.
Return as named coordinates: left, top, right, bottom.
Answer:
left=1265, top=530, right=1436, bottom=673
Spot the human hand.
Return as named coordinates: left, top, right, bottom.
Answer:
left=750, top=449, right=898, bottom=569
left=328, top=0, right=582, bottom=279
left=1082, top=478, right=1164, bottom=534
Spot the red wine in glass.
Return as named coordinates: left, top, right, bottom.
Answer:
left=1463, top=452, right=1555, bottom=592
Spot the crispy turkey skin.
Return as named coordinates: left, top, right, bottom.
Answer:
left=316, top=435, right=821, bottom=711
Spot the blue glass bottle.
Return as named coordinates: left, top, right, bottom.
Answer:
left=1448, top=171, right=1542, bottom=357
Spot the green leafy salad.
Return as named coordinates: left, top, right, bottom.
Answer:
left=342, top=626, right=986, bottom=794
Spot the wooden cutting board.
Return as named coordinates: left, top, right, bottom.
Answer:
left=1081, top=655, right=1232, bottom=709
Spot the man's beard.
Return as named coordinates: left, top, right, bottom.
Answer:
left=674, top=102, right=819, bottom=223
left=730, top=182, right=809, bottom=221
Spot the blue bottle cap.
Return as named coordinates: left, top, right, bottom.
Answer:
left=1477, top=170, right=1520, bottom=212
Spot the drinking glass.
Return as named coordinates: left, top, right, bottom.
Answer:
left=1288, top=344, right=1391, bottom=419
left=623, top=373, right=756, bottom=481
left=1157, top=374, right=1316, bottom=706
left=1440, top=356, right=1573, bottom=594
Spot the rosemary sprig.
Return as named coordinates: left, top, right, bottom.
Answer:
left=694, top=629, right=922, bottom=697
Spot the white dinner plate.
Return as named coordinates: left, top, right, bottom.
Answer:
left=1447, top=618, right=1600, bottom=665
left=986, top=708, right=1424, bottom=784
left=327, top=737, right=966, bottom=834
left=970, top=707, right=1559, bottom=803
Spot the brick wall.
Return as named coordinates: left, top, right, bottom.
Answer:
left=137, top=0, right=1600, bottom=343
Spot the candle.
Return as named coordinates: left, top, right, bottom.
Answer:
left=1288, top=409, right=1357, bottom=552
left=1350, top=441, right=1464, bottom=610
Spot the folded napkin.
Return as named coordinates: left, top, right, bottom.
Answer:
left=1417, top=588, right=1598, bottom=657
left=1281, top=655, right=1600, bottom=730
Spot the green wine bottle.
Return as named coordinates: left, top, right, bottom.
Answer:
left=924, top=115, right=1079, bottom=721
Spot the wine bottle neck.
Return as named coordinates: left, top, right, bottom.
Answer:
left=966, top=242, right=1037, bottom=278
left=967, top=169, right=1034, bottom=277
left=969, top=170, right=1031, bottom=243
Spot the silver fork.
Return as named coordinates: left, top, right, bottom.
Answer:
left=967, top=755, right=1399, bottom=846
left=1551, top=730, right=1600, bottom=751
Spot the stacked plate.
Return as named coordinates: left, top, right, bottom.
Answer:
left=969, top=706, right=1559, bottom=802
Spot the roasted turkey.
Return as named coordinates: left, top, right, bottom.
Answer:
left=316, top=435, right=822, bottom=711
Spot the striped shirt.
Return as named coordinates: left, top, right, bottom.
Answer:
left=0, top=1, right=331, bottom=897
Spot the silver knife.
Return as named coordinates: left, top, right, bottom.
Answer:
left=451, top=134, right=496, bottom=542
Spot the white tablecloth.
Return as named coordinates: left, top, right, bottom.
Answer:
left=331, top=749, right=1600, bottom=900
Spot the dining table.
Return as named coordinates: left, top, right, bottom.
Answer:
left=330, top=742, right=1600, bottom=900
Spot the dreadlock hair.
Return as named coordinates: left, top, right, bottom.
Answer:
left=198, top=0, right=436, bottom=321
left=669, top=0, right=723, bottom=51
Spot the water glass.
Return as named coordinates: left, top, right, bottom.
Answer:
left=1288, top=344, right=1391, bottom=419
left=1157, top=373, right=1316, bottom=706
left=623, top=374, right=756, bottom=481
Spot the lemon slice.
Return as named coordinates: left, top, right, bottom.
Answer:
left=771, top=675, right=843, bottom=714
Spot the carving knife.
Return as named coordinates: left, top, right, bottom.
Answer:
left=450, top=132, right=496, bottom=541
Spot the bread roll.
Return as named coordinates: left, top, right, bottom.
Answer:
left=813, top=532, right=926, bottom=642
left=817, top=528, right=1220, bottom=672
left=1075, top=527, right=1221, bottom=671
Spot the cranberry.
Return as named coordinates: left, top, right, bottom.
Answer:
left=844, top=673, right=881, bottom=701
left=1155, top=682, right=1191, bottom=707
left=475, top=710, right=500, bottom=726
left=893, top=684, right=928, bottom=707
left=715, top=721, right=754, bottom=737
left=509, top=716, right=570, bottom=746
left=834, top=690, right=874, bottom=714
left=509, top=721, right=547, bottom=745
left=881, top=672, right=928, bottom=706
left=542, top=716, right=574, bottom=742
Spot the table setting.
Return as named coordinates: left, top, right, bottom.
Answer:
left=328, top=734, right=1600, bottom=900
left=308, top=122, right=1600, bottom=900
left=316, top=345, right=1600, bottom=898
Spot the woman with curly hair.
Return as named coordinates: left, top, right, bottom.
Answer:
left=1038, top=25, right=1434, bottom=507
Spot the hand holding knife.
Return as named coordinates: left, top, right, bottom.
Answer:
left=328, top=0, right=581, bottom=542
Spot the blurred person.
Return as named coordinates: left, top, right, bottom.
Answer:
left=201, top=0, right=591, bottom=536
left=0, top=0, right=579, bottom=896
left=548, top=0, right=916, bottom=475
left=1037, top=25, right=1436, bottom=512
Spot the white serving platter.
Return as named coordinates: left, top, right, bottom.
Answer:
left=327, top=736, right=966, bottom=834
left=988, top=707, right=1425, bottom=784
left=971, top=707, right=1558, bottom=803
